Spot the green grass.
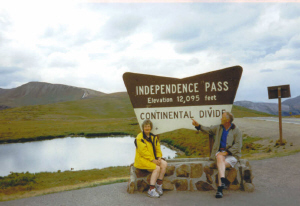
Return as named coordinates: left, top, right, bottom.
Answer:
left=160, top=129, right=210, bottom=157
left=0, top=95, right=272, bottom=144
left=0, top=93, right=140, bottom=143
left=0, top=94, right=279, bottom=201
left=241, top=135, right=263, bottom=155
left=231, top=105, right=275, bottom=118
left=0, top=166, right=130, bottom=201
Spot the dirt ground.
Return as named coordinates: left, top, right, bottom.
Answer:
left=234, top=118, right=300, bottom=155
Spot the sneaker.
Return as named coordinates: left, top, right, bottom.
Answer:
left=155, top=183, right=163, bottom=196
left=148, top=188, right=160, bottom=198
left=215, top=191, right=223, bottom=198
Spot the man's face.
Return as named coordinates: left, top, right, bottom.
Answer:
left=221, top=113, right=229, bottom=125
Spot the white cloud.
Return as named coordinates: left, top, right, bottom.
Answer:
left=0, top=2, right=299, bottom=102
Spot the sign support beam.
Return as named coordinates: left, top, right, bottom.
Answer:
left=278, top=87, right=282, bottom=145
left=267, top=84, right=291, bottom=145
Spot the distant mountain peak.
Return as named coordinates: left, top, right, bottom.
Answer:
left=0, top=81, right=106, bottom=108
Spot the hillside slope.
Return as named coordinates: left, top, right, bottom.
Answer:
left=234, top=95, right=300, bottom=116
left=0, top=82, right=105, bottom=108
left=0, top=91, right=272, bottom=143
left=283, top=95, right=300, bottom=114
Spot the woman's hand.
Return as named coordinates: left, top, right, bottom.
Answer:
left=157, top=157, right=162, bottom=165
left=152, top=159, right=161, bottom=166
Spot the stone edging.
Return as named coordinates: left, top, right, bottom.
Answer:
left=127, top=158, right=254, bottom=193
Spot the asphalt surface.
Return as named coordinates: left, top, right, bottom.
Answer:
left=244, top=117, right=300, bottom=125
left=2, top=152, right=300, bottom=206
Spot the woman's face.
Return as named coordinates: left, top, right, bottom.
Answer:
left=143, top=124, right=152, bottom=134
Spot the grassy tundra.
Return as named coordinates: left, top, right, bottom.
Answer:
left=0, top=93, right=273, bottom=201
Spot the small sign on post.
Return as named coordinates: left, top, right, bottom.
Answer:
left=267, top=85, right=291, bottom=145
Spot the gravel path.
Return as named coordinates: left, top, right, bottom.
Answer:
left=234, top=118, right=300, bottom=151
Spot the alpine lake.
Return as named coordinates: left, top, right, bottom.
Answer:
left=0, top=136, right=177, bottom=177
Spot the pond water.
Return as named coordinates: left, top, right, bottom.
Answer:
left=0, top=136, right=177, bottom=177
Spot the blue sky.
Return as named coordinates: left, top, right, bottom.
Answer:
left=0, top=1, right=299, bottom=102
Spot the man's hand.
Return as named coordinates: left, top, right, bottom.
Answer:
left=192, top=119, right=200, bottom=127
left=217, top=151, right=228, bottom=157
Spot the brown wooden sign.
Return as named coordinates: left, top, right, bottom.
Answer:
left=268, top=85, right=291, bottom=99
left=123, top=66, right=243, bottom=134
left=267, top=84, right=291, bottom=145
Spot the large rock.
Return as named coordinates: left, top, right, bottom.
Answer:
left=206, top=174, right=213, bottom=184
left=146, top=174, right=151, bottom=184
left=162, top=179, right=174, bottom=190
left=172, top=179, right=188, bottom=191
left=165, top=165, right=175, bottom=176
left=137, top=180, right=149, bottom=192
left=204, top=166, right=214, bottom=175
left=176, top=164, right=189, bottom=177
left=209, top=162, right=217, bottom=169
left=190, top=163, right=203, bottom=178
left=227, top=168, right=237, bottom=183
left=195, top=181, right=214, bottom=191
left=135, top=169, right=150, bottom=178
left=204, top=165, right=214, bottom=184
left=244, top=169, right=252, bottom=183
left=229, top=184, right=240, bottom=191
left=127, top=181, right=135, bottom=194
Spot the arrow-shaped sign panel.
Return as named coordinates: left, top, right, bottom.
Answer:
left=123, top=66, right=243, bottom=134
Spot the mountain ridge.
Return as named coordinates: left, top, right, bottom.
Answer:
left=0, top=82, right=106, bottom=108
left=1, top=82, right=299, bottom=116
left=234, top=96, right=300, bottom=116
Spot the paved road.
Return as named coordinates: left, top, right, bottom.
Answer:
left=244, top=117, right=300, bottom=125
left=2, top=152, right=300, bottom=206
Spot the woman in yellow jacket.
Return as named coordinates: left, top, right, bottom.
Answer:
left=134, top=119, right=167, bottom=198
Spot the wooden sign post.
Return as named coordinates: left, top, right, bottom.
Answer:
left=267, top=85, right=291, bottom=145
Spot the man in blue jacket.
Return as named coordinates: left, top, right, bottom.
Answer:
left=192, top=111, right=242, bottom=198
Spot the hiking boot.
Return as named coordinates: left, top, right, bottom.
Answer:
left=221, top=177, right=229, bottom=189
left=155, top=183, right=163, bottom=196
left=148, top=188, right=160, bottom=198
left=221, top=183, right=227, bottom=190
left=215, top=191, right=223, bottom=198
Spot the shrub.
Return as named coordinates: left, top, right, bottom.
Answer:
left=0, top=172, right=36, bottom=189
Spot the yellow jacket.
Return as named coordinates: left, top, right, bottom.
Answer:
left=134, top=132, right=163, bottom=170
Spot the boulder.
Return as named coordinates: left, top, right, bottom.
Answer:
left=227, top=168, right=237, bottom=183
left=162, top=179, right=174, bottom=191
left=127, top=181, right=135, bottom=194
left=176, top=164, right=189, bottom=177
left=135, top=169, right=150, bottom=178
left=137, top=180, right=148, bottom=192
left=172, top=179, right=188, bottom=191
left=165, top=165, right=175, bottom=176
left=195, top=181, right=214, bottom=191
left=190, top=163, right=203, bottom=178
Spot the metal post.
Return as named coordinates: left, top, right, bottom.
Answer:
left=278, top=87, right=283, bottom=144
